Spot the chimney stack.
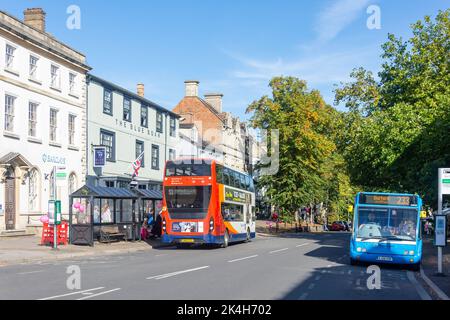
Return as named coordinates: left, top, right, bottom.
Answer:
left=137, top=83, right=145, bottom=97
left=185, top=80, right=199, bottom=97
left=24, top=8, right=46, bottom=32
left=204, top=93, right=223, bottom=113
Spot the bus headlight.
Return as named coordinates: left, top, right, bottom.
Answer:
left=409, top=251, right=415, bottom=255
left=357, top=247, right=362, bottom=252
left=404, top=250, right=409, bottom=255
left=362, top=248, right=367, bottom=253
left=162, top=219, right=166, bottom=232
left=209, top=218, right=214, bottom=231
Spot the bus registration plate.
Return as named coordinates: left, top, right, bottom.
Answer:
left=180, top=239, right=195, bottom=243
left=377, top=256, right=393, bottom=262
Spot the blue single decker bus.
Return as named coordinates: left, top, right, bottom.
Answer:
left=350, top=192, right=423, bottom=270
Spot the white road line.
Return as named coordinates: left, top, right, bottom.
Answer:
left=407, top=271, right=432, bottom=300
left=228, top=255, right=258, bottom=263
left=296, top=243, right=310, bottom=248
left=38, top=287, right=105, bottom=300
left=420, top=268, right=450, bottom=300
left=146, top=266, right=210, bottom=280
left=269, top=248, right=289, bottom=254
left=17, top=270, right=44, bottom=275
left=77, top=288, right=121, bottom=300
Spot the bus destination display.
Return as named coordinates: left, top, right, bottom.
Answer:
left=360, top=194, right=415, bottom=206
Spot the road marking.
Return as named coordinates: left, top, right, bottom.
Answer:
left=419, top=268, right=449, bottom=300
left=77, top=288, right=121, bottom=300
left=38, top=287, right=105, bottom=300
left=228, top=255, right=258, bottom=263
left=356, top=279, right=361, bottom=286
left=407, top=271, right=432, bottom=300
left=147, top=266, right=210, bottom=280
left=308, top=283, right=315, bottom=290
left=155, top=254, right=168, bottom=257
left=269, top=248, right=289, bottom=254
left=296, top=243, right=310, bottom=248
left=17, top=270, right=44, bottom=275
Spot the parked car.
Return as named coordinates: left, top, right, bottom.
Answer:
left=330, top=221, right=346, bottom=231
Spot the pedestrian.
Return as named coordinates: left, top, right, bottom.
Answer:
left=141, top=218, right=149, bottom=240
left=152, top=210, right=163, bottom=238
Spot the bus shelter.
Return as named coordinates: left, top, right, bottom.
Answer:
left=69, top=185, right=139, bottom=246
left=69, top=185, right=163, bottom=246
left=135, top=189, right=163, bottom=223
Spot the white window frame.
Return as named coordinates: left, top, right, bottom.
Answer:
left=50, top=64, right=60, bottom=89
left=69, top=72, right=77, bottom=95
left=28, top=101, right=39, bottom=137
left=4, top=94, right=16, bottom=132
left=29, top=55, right=39, bottom=79
left=5, top=44, right=15, bottom=69
left=68, top=114, right=76, bottom=145
left=49, top=108, right=58, bottom=142
left=28, top=168, right=39, bottom=211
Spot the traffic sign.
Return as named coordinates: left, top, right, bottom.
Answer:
left=439, top=168, right=450, bottom=195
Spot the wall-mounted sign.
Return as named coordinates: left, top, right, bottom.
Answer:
left=94, top=146, right=107, bottom=168
left=42, top=154, right=66, bottom=165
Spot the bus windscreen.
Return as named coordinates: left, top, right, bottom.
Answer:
left=165, top=186, right=212, bottom=219
left=165, top=160, right=212, bottom=177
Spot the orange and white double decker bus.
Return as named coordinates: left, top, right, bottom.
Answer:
left=161, top=158, right=256, bottom=248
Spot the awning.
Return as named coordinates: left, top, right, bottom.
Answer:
left=70, top=184, right=138, bottom=198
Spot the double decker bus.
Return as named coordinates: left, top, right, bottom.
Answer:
left=161, top=159, right=256, bottom=248
left=350, top=192, right=423, bottom=270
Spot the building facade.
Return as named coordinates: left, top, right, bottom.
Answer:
left=0, top=9, right=90, bottom=233
left=86, top=75, right=179, bottom=191
left=173, top=80, right=258, bottom=173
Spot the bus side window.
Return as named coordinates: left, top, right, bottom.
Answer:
left=245, top=176, right=250, bottom=191
left=224, top=168, right=231, bottom=186
left=216, top=165, right=223, bottom=184
left=240, top=174, right=246, bottom=190
left=234, top=171, right=241, bottom=189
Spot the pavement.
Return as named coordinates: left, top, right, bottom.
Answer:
left=418, top=236, right=450, bottom=300
left=0, top=232, right=439, bottom=300
left=0, top=235, right=160, bottom=266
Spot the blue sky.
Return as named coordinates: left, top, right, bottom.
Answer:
left=1, top=0, right=448, bottom=120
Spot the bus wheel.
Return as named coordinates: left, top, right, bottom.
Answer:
left=222, top=230, right=229, bottom=248
left=411, top=262, right=420, bottom=272
left=246, top=228, right=251, bottom=242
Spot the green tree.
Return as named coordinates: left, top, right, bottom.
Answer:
left=334, top=9, right=450, bottom=207
left=247, top=77, right=354, bottom=220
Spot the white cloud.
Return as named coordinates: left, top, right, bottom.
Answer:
left=315, top=0, right=372, bottom=43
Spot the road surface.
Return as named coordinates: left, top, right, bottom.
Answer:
left=0, top=232, right=431, bottom=300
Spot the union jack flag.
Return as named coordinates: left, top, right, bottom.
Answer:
left=132, top=151, right=144, bottom=177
